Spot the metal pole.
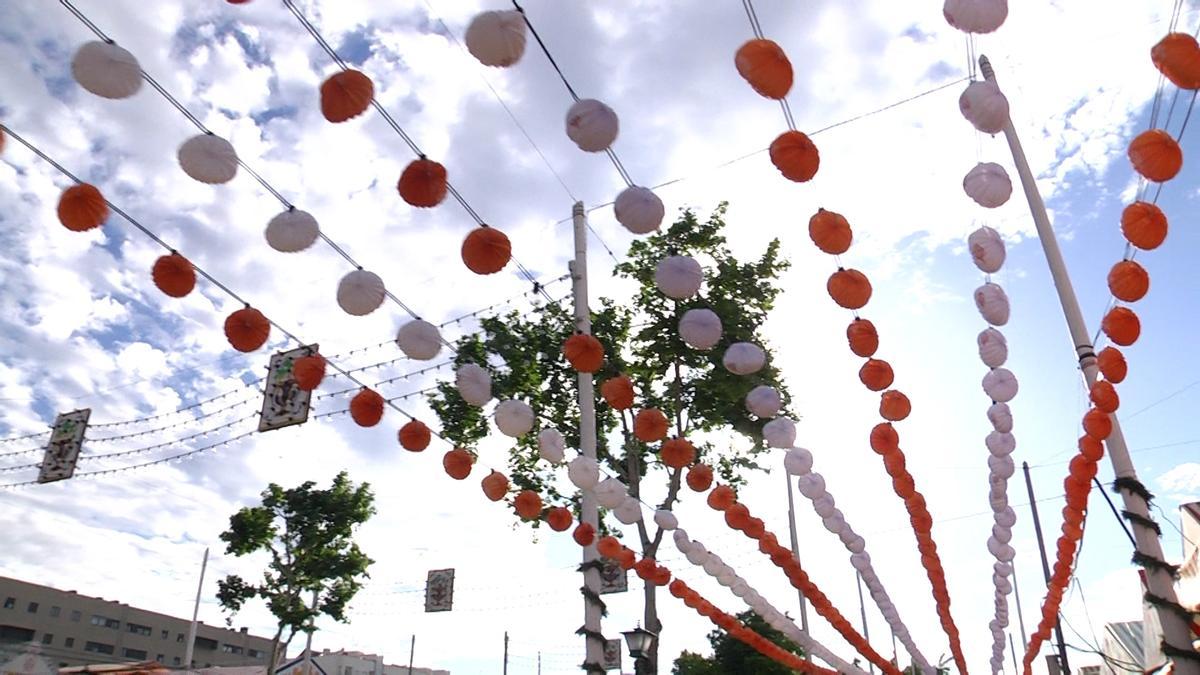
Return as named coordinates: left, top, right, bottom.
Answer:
left=503, top=631, right=509, bottom=675
left=407, top=636, right=414, bottom=675
left=855, top=571, right=872, bottom=674
left=1008, top=634, right=1018, bottom=675
left=184, top=547, right=208, bottom=671
left=301, top=589, right=317, bottom=675
left=1022, top=462, right=1070, bottom=674
left=1010, top=557, right=1028, bottom=649
left=982, top=53, right=1198, bottom=671
left=571, top=201, right=604, bottom=674
left=784, top=472, right=812, bottom=660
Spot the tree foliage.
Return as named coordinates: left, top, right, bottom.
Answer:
left=671, top=611, right=805, bottom=674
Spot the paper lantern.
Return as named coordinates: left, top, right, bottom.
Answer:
left=968, top=226, right=1007, bottom=274
left=987, top=402, right=1013, bottom=433
left=614, top=497, right=642, bottom=524
left=959, top=81, right=1009, bottom=134
left=828, top=269, right=872, bottom=309
left=398, top=158, right=448, bottom=208
left=655, top=256, right=703, bottom=299
left=633, top=408, right=670, bottom=443
left=653, top=509, right=678, bottom=531
left=614, top=186, right=664, bottom=234
left=811, top=494, right=835, bottom=519
left=1107, top=260, right=1149, bottom=303
left=495, top=400, right=534, bottom=437
left=594, top=478, right=626, bottom=509
left=568, top=456, right=600, bottom=489
left=783, top=447, right=813, bottom=476
left=443, top=448, right=473, bottom=480
left=686, top=464, right=713, bottom=492
left=320, top=70, right=374, bottom=123
left=982, top=367, right=1018, bottom=403
left=769, top=130, right=819, bottom=182
left=986, top=431, right=1015, bottom=456
left=337, top=270, right=386, bottom=316
left=482, top=470, right=509, bottom=501
left=679, top=309, right=722, bottom=350
left=57, top=184, right=109, bottom=232
left=1082, top=408, right=1112, bottom=440
left=808, top=208, right=852, bottom=255
left=565, top=99, right=619, bottom=153
left=563, top=333, right=604, bottom=373
left=943, top=0, right=1008, bottom=34
left=707, top=485, right=736, bottom=511
left=514, top=490, right=542, bottom=519
left=537, top=428, right=566, bottom=464
left=660, top=437, right=696, bottom=469
left=396, top=320, right=442, bottom=360
left=224, top=307, right=270, bottom=352
left=461, top=226, right=511, bottom=274
left=545, top=506, right=573, bottom=532
left=847, top=319, right=879, bottom=357
left=1096, top=347, right=1127, bottom=383
left=178, top=134, right=238, bottom=184
left=977, top=328, right=1008, bottom=368
left=974, top=282, right=1010, bottom=326
left=1120, top=201, right=1168, bottom=250
left=349, top=388, right=385, bottom=427
left=1079, top=436, right=1104, bottom=462
left=292, top=354, right=326, bottom=391
left=71, top=41, right=142, bottom=99
left=1101, top=307, right=1140, bottom=346
left=465, top=10, right=526, bottom=67
left=745, top=385, right=781, bottom=418
left=723, top=342, right=765, bottom=375
left=988, top=454, right=1014, bottom=479
left=456, top=363, right=492, bottom=406
left=151, top=253, right=196, bottom=298
left=399, top=420, right=431, bottom=452
left=859, top=359, right=894, bottom=392
left=963, top=163, right=1012, bottom=208
left=879, top=390, right=911, bottom=422
left=763, top=417, right=796, bottom=449
left=1128, top=129, right=1182, bottom=182
left=734, top=38, right=793, bottom=99
left=1152, top=32, right=1200, bottom=89
left=265, top=209, right=319, bottom=252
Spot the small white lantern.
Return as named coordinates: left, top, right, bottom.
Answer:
left=977, top=327, right=1008, bottom=368
left=495, top=399, right=534, bottom=437
left=72, top=41, right=143, bottom=99
left=655, top=256, right=703, bottom=299
left=963, top=164, right=1012, bottom=208
left=265, top=209, right=319, bottom=253
left=992, top=523, right=1012, bottom=544
left=685, top=546, right=707, bottom=566
left=614, top=496, right=642, bottom=524
left=986, top=431, right=1016, bottom=456
left=745, top=385, right=781, bottom=418
left=565, top=99, right=619, bottom=153
left=812, top=494, right=836, bottom=518
left=456, top=363, right=492, bottom=406
left=988, top=453, right=1014, bottom=479
left=568, top=456, right=601, bottom=490
left=987, top=402, right=1013, bottom=433
left=983, top=367, right=1019, bottom=402
left=850, top=552, right=871, bottom=571
left=614, top=186, right=664, bottom=234
left=968, top=226, right=1007, bottom=273
left=337, top=270, right=386, bottom=316
left=783, top=447, right=813, bottom=476
left=464, top=10, right=527, bottom=67
left=723, top=342, right=766, bottom=376
left=796, top=473, right=826, bottom=499
left=959, top=80, right=1010, bottom=134
left=653, top=509, right=678, bottom=531
left=178, top=134, right=239, bottom=184
left=974, top=282, right=1010, bottom=326
left=672, top=528, right=690, bottom=551
left=823, top=512, right=846, bottom=534
left=762, top=416, right=796, bottom=448
left=537, top=428, right=566, bottom=464
left=944, top=0, right=1008, bottom=34
left=847, top=534, right=866, bottom=554
left=995, top=507, right=1017, bottom=529
left=679, top=308, right=722, bottom=350
left=594, top=478, right=627, bottom=509
left=396, top=319, right=442, bottom=360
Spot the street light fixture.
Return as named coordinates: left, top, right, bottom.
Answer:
left=622, top=625, right=657, bottom=674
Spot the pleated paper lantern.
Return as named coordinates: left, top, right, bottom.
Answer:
left=614, top=186, right=664, bottom=234
left=1082, top=408, right=1112, bottom=440
left=495, top=400, right=534, bottom=438
left=968, top=225, right=1006, bottom=274
left=1128, top=129, right=1182, bottom=182
left=974, top=282, right=1010, bottom=326
left=600, top=374, right=635, bottom=410
left=943, top=0, right=1008, bottom=34
left=978, top=328, right=1008, bottom=368
left=1107, top=260, right=1149, bottom=302
left=337, top=270, right=386, bottom=316
left=988, top=402, right=1013, bottom=433
left=808, top=208, right=852, bottom=255
left=537, top=428, right=566, bottom=464
left=461, top=226, right=511, bottom=274
left=734, top=38, right=793, bottom=99
left=57, top=184, right=109, bottom=232
left=763, top=417, right=796, bottom=448
left=151, top=253, right=196, bottom=298
left=482, top=470, right=509, bottom=501
left=982, top=367, right=1018, bottom=403
left=859, top=359, right=894, bottom=392
left=465, top=10, right=526, bottom=67
left=514, top=490, right=542, bottom=520
left=686, top=464, right=713, bottom=492
left=594, top=478, right=626, bottom=510
left=614, top=497, right=642, bottom=525
left=879, top=390, right=911, bottom=422
left=679, top=308, right=722, bottom=350
left=655, top=256, right=702, bottom=299
left=745, top=385, right=781, bottom=418
left=959, top=81, right=1009, bottom=134
left=963, top=163, right=1012, bottom=208
left=178, top=134, right=239, bottom=184
left=265, top=209, right=319, bottom=252
left=442, top=448, right=473, bottom=480
left=847, top=319, right=879, bottom=357
left=546, top=506, right=573, bottom=532
left=660, top=438, right=696, bottom=469
left=572, top=522, right=595, bottom=547
left=828, top=269, right=872, bottom=309
left=723, top=342, right=765, bottom=375
left=320, top=69, right=374, bottom=123
left=71, top=41, right=142, bottom=99
left=563, top=333, right=604, bottom=373
left=1078, top=436, right=1104, bottom=462
left=349, top=388, right=385, bottom=427
left=396, top=320, right=442, bottom=360
left=986, top=431, right=1015, bottom=456
left=596, top=536, right=622, bottom=559
left=1096, top=347, right=1127, bottom=384
left=398, top=158, right=448, bottom=208
left=783, top=447, right=813, bottom=476
left=456, top=363, right=492, bottom=406
left=797, top=472, right=827, bottom=499
left=634, top=408, right=670, bottom=443
left=869, top=423, right=899, bottom=454
left=707, top=485, right=737, bottom=511
left=1151, top=33, right=1200, bottom=89
left=224, top=307, right=270, bottom=352
left=654, top=509, right=678, bottom=531
left=1120, top=201, right=1168, bottom=250
left=1089, top=381, right=1120, bottom=414
left=568, top=456, right=600, bottom=490
left=565, top=99, right=619, bottom=153
left=292, top=354, right=326, bottom=391
left=769, top=130, right=819, bottom=183
left=399, top=420, right=432, bottom=452
left=1101, top=307, right=1140, bottom=346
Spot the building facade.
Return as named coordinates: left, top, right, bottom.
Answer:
left=0, top=576, right=273, bottom=669
left=276, top=649, right=448, bottom=675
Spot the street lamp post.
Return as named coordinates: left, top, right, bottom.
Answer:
left=622, top=625, right=658, bottom=675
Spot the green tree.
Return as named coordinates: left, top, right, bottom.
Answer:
left=671, top=611, right=804, bottom=674
left=429, top=205, right=791, bottom=671
left=215, top=471, right=375, bottom=668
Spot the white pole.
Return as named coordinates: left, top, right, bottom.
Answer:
left=184, top=547, right=209, bottom=671
left=1009, top=557, right=1028, bottom=650
left=855, top=571, right=872, bottom=675
left=980, top=54, right=1199, bottom=672
left=784, top=472, right=811, bottom=660
left=571, top=201, right=604, bottom=674
left=302, top=590, right=317, bottom=675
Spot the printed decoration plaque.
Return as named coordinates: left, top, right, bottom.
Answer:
left=38, top=409, right=90, bottom=484
left=603, top=639, right=622, bottom=671
left=425, top=568, right=455, bottom=612
left=259, top=345, right=317, bottom=432
left=598, top=558, right=627, bottom=595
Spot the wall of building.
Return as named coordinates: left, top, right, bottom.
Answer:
left=305, top=649, right=448, bottom=675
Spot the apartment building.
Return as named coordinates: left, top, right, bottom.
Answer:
left=0, top=576, right=273, bottom=669
left=277, top=649, right=448, bottom=675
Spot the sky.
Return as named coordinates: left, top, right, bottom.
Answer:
left=0, top=0, right=1199, bottom=673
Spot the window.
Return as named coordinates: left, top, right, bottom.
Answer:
left=194, top=637, right=218, bottom=651
left=156, top=655, right=164, bottom=663
left=41, top=633, right=53, bottom=645
left=220, top=644, right=244, bottom=655
left=90, top=615, right=119, bottom=629
left=2, top=598, right=13, bottom=609
left=122, top=648, right=147, bottom=660
left=176, top=633, right=185, bottom=643
left=161, top=629, right=169, bottom=639
left=248, top=649, right=263, bottom=659
left=344, top=667, right=352, bottom=675
left=172, top=658, right=181, bottom=666
left=0, top=627, right=35, bottom=642
left=64, top=638, right=75, bottom=648
left=26, top=602, right=38, bottom=614
left=69, top=610, right=81, bottom=622
left=84, top=642, right=115, bottom=655
left=126, top=622, right=152, bottom=636
left=49, top=606, right=61, bottom=618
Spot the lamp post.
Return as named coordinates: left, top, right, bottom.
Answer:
left=622, top=625, right=657, bottom=675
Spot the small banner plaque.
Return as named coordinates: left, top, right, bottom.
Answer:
left=259, top=345, right=317, bottom=432
left=425, top=568, right=455, bottom=612
left=603, top=639, right=622, bottom=671
left=38, top=409, right=90, bottom=484
left=598, top=558, right=627, bottom=595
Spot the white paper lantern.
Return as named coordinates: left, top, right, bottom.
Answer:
left=996, top=543, right=1015, bottom=562
left=464, top=10, right=526, bottom=67
left=396, top=319, right=442, bottom=359
left=568, top=456, right=600, bottom=490
left=723, top=342, right=766, bottom=375
left=594, top=478, right=627, bottom=509
left=72, top=41, right=142, bottom=99
left=537, top=428, right=566, bottom=464
left=730, top=581, right=750, bottom=598
left=614, top=186, right=664, bottom=234
left=265, top=209, right=319, bottom=253
left=456, top=363, right=492, bottom=407
left=495, top=399, right=534, bottom=437
left=812, top=494, right=836, bottom=518
left=762, top=417, right=796, bottom=449
left=686, top=547, right=708, bottom=566
left=796, top=473, right=826, bottom=499
left=994, top=561, right=1012, bottom=577
left=992, top=523, right=1012, bottom=544
left=986, top=431, right=1015, bottom=456
left=986, top=535, right=1004, bottom=558
left=337, top=270, right=386, bottom=316
left=655, top=255, right=702, bottom=300
left=716, top=570, right=737, bottom=587
left=944, top=0, right=1008, bottom=34
left=614, top=496, right=642, bottom=524
left=783, top=447, right=813, bottom=476
left=969, top=226, right=1007, bottom=273
left=850, top=552, right=871, bottom=571
left=672, top=528, right=690, bottom=550
left=178, top=134, right=239, bottom=185
left=974, top=283, right=1010, bottom=326
left=822, top=511, right=845, bottom=534
left=847, top=534, right=866, bottom=554
left=983, top=367, right=1019, bottom=402
left=995, top=507, right=1017, bottom=529
left=679, top=308, right=722, bottom=350
left=959, top=80, right=1010, bottom=134
left=987, top=402, right=1013, bottom=433
left=977, top=328, right=1008, bottom=368
left=990, top=487, right=1008, bottom=512
left=988, top=453, right=1015, bottom=480
left=745, top=385, right=781, bottom=418
left=565, top=99, right=619, bottom=152
left=702, top=557, right=723, bottom=577
left=653, top=509, right=678, bottom=531
left=964, top=164, right=1013, bottom=208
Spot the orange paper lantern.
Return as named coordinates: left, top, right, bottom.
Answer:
left=769, top=130, right=819, bottom=183
left=546, top=506, right=573, bottom=532
left=879, top=390, right=911, bottom=422
left=573, top=522, right=595, bottom=547
left=57, top=183, right=108, bottom=232
left=707, top=485, right=736, bottom=511
left=809, top=208, right=852, bottom=255
left=597, top=536, right=622, bottom=559
left=442, top=448, right=473, bottom=480
left=481, top=470, right=509, bottom=501
left=1128, top=129, right=1182, bottom=183
left=1096, top=347, right=1127, bottom=384
left=660, top=437, right=695, bottom=469
left=1078, top=436, right=1104, bottom=462
left=291, top=354, right=326, bottom=391
left=1089, top=381, right=1120, bottom=413
left=563, top=334, right=604, bottom=373
left=858, top=359, right=895, bottom=392
left=1107, top=260, right=1149, bottom=303
left=514, top=489, right=542, bottom=519
left=320, top=69, right=374, bottom=123
left=600, top=374, right=635, bottom=410
left=398, top=158, right=448, bottom=208
left=1120, top=201, right=1168, bottom=250
left=686, top=463, right=714, bottom=492
left=224, top=307, right=270, bottom=353
left=847, top=318, right=879, bottom=357
left=1101, top=307, right=1141, bottom=346
left=399, top=420, right=432, bottom=452
left=869, top=422, right=900, bottom=454
left=1082, top=408, right=1113, bottom=440
left=349, top=388, right=385, bottom=427
left=633, top=408, right=670, bottom=443
left=734, top=38, right=793, bottom=99
left=1151, top=33, right=1200, bottom=89
left=151, top=253, right=196, bottom=298
left=461, top=226, right=511, bottom=275
left=828, top=268, right=872, bottom=309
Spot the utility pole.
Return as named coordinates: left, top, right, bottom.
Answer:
left=983, top=53, right=1198, bottom=671
left=407, top=636, right=414, bottom=675
left=538, top=651, right=542, bottom=675
left=503, top=631, right=509, bottom=675
left=1009, top=557, right=1028, bottom=649
left=1022, top=462, right=1070, bottom=673
left=784, top=472, right=812, bottom=660
left=184, top=547, right=208, bottom=671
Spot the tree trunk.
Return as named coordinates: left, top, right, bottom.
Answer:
left=267, top=625, right=283, bottom=674
left=643, top=580, right=662, bottom=673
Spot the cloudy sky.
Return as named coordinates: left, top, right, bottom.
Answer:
left=1, top=0, right=1199, bottom=673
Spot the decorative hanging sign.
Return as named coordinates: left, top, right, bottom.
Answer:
left=259, top=345, right=317, bottom=432
left=602, top=639, right=622, bottom=671
left=598, top=559, right=627, bottom=595
left=38, top=409, right=90, bottom=484
left=424, top=568, right=455, bottom=612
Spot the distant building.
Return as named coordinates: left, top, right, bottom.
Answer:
left=1077, top=666, right=1101, bottom=675
left=0, top=576, right=273, bottom=670
left=276, top=649, right=448, bottom=675
left=1100, top=621, right=1144, bottom=674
